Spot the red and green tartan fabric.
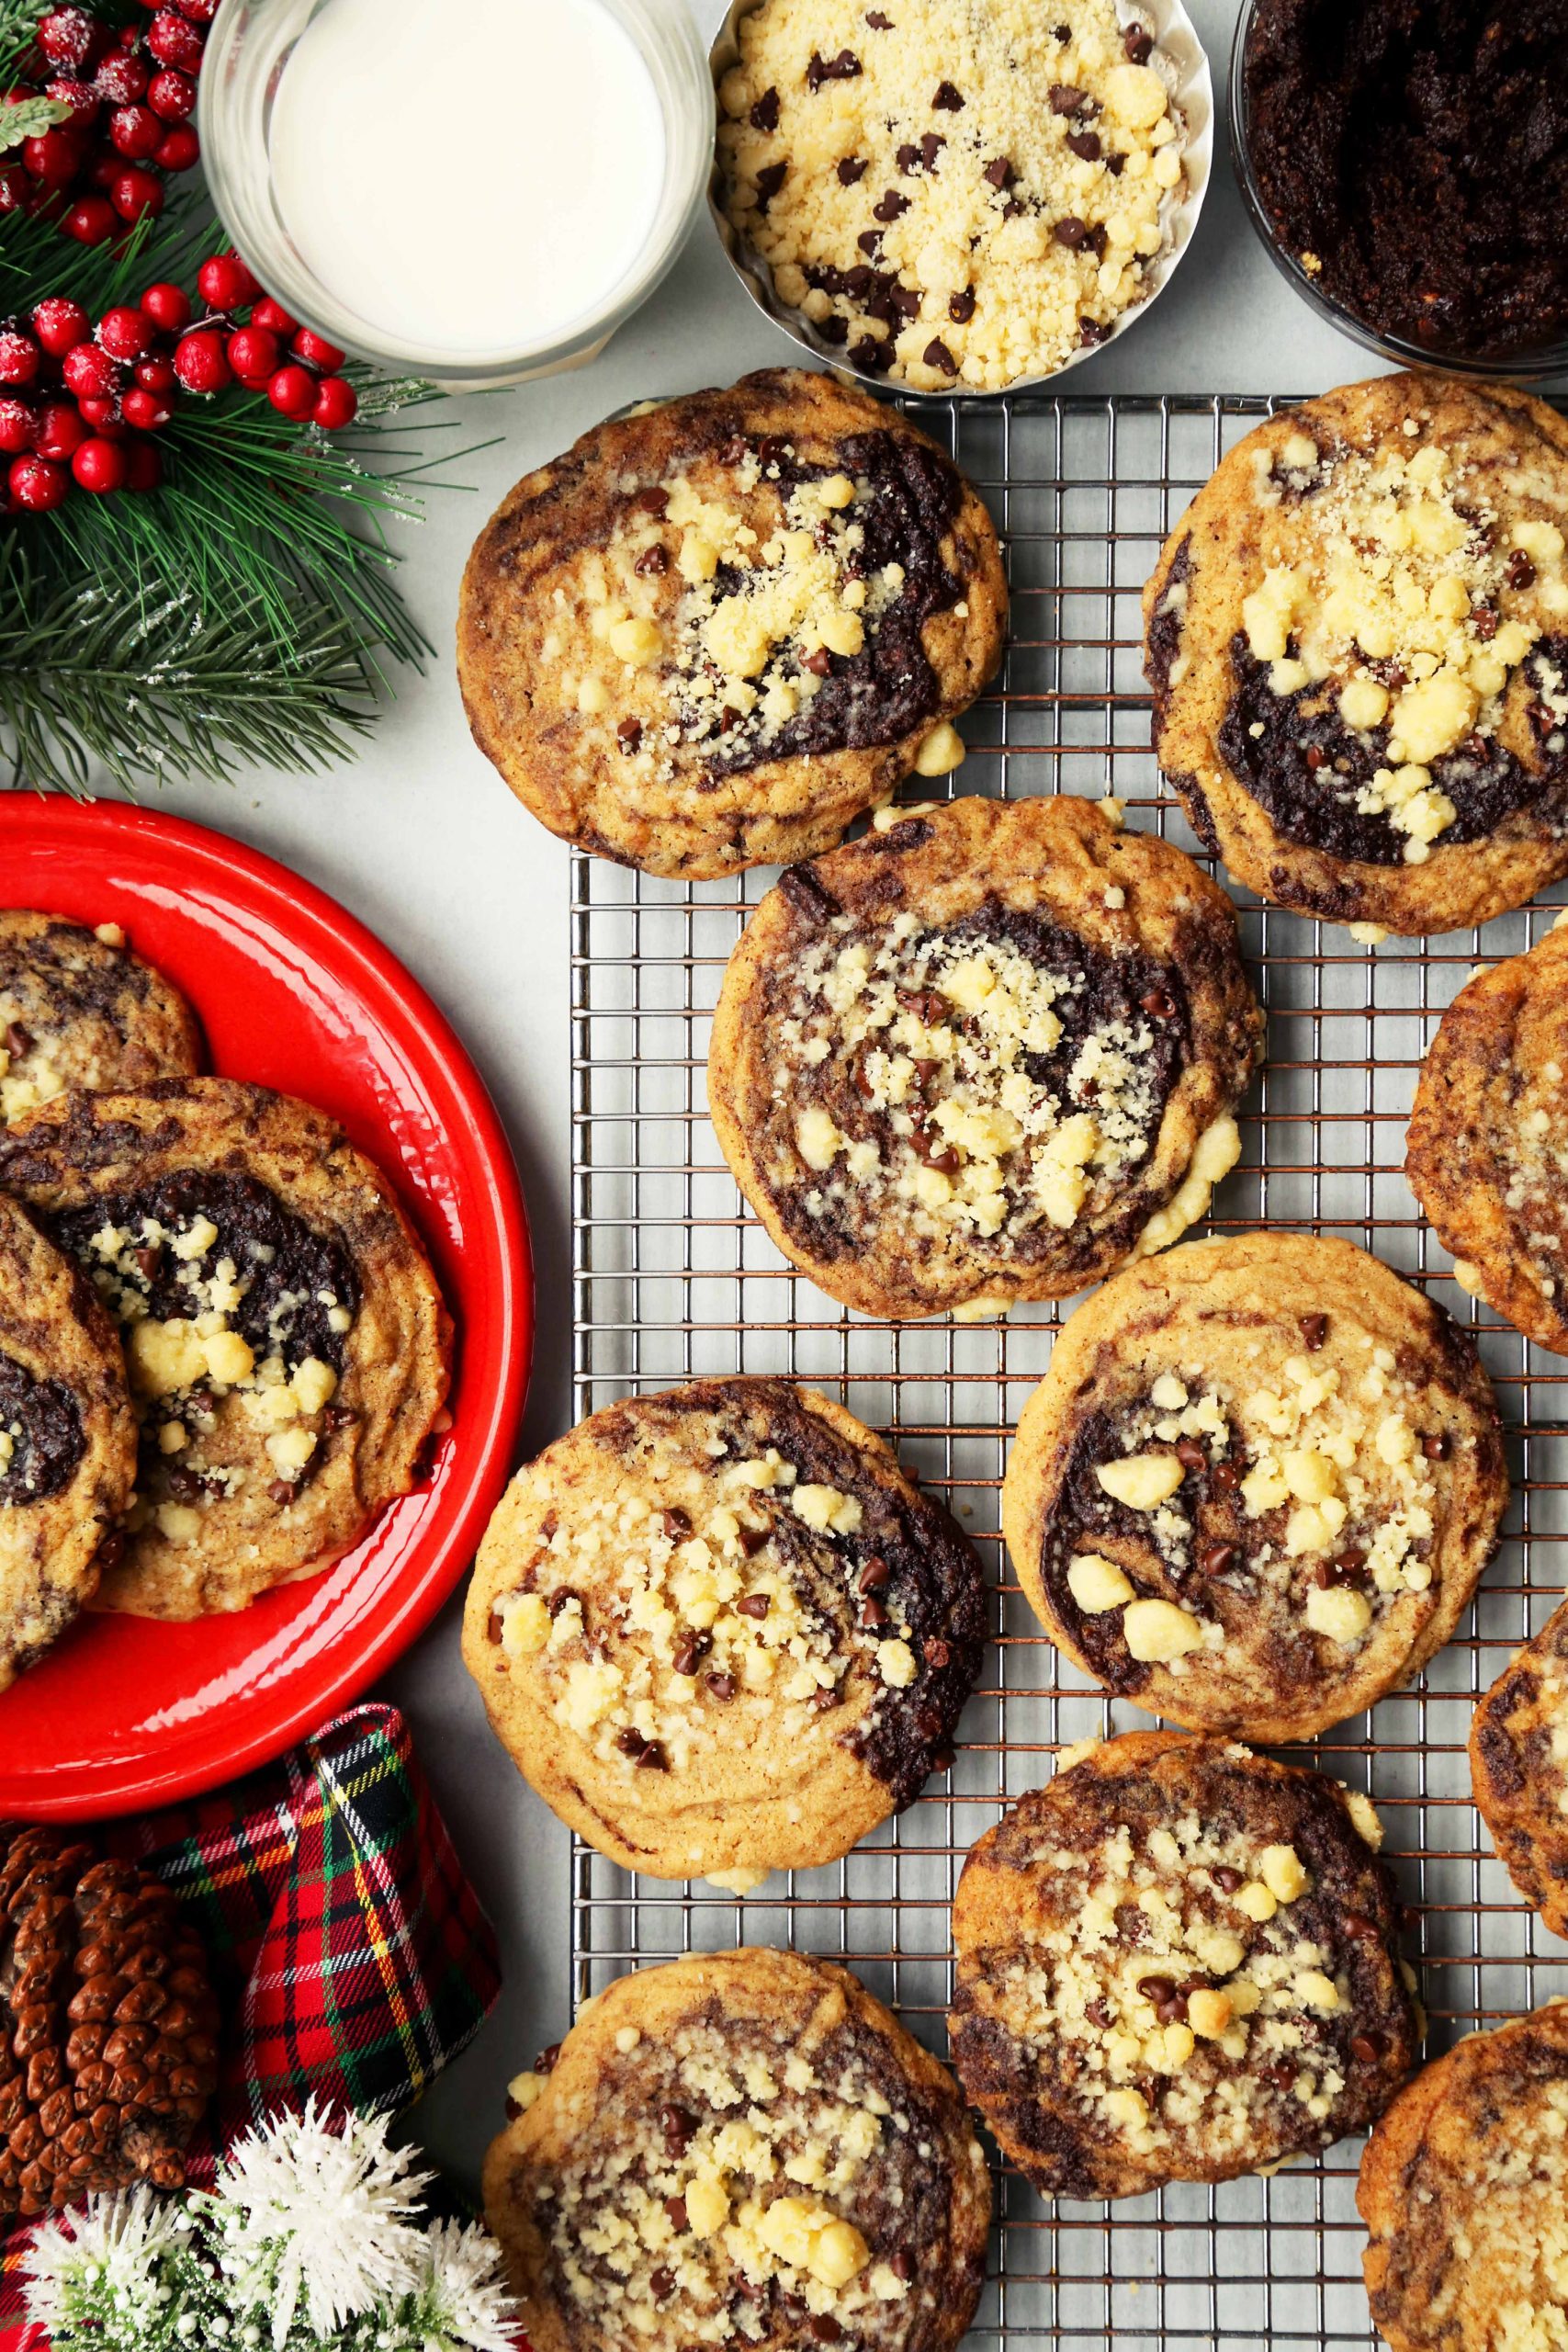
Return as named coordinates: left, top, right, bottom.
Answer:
left=0, top=1702, right=501, bottom=2343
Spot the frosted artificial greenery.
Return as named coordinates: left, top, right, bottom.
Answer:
left=24, top=2101, right=517, bottom=2352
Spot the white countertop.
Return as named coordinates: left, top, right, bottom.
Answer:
left=124, top=0, right=1393, bottom=2201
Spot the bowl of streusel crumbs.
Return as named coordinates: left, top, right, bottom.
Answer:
left=711, top=0, right=1213, bottom=396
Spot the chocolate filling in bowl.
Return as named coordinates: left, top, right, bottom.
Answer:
left=0, top=1353, right=85, bottom=1508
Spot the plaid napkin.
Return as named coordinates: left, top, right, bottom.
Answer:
left=0, top=1702, right=501, bottom=2339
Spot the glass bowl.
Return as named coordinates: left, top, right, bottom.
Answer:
left=199, top=0, right=713, bottom=389
left=1229, top=0, right=1568, bottom=384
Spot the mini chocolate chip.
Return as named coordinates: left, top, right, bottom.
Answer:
left=923, top=337, right=958, bottom=374
left=616, top=718, right=643, bottom=754
left=892, top=282, right=920, bottom=317
left=718, top=706, right=741, bottom=732
left=1507, top=549, right=1538, bottom=591
left=810, top=2318, right=842, bottom=2344
left=737, top=1592, right=771, bottom=1620
left=754, top=161, right=787, bottom=210
left=949, top=288, right=976, bottom=323
left=750, top=86, right=779, bottom=130
left=1123, top=21, right=1154, bottom=62
left=1054, top=19, right=1071, bottom=35
left=873, top=189, right=910, bottom=221
left=931, top=1741, right=956, bottom=1770
left=925, top=1637, right=952, bottom=1670
left=1350, top=2032, right=1382, bottom=2064
left=984, top=156, right=1014, bottom=189
left=634, top=545, right=668, bottom=576
left=661, top=1507, right=692, bottom=1541
left=1105, top=151, right=1126, bottom=175
left=1212, top=1460, right=1241, bottom=1492
left=812, top=1687, right=840, bottom=1711
left=858, top=1555, right=891, bottom=1592
left=672, top=1631, right=713, bottom=1676
left=1140, top=1974, right=1177, bottom=2006
left=865, top=6, right=893, bottom=22
left=631, top=485, right=669, bottom=516
left=838, top=155, right=868, bottom=184
left=1049, top=82, right=1090, bottom=114
left=718, top=434, right=750, bottom=465
left=1213, top=1865, right=1243, bottom=1893
left=1066, top=129, right=1101, bottom=161
left=96, top=1530, right=125, bottom=1571
left=1175, top=1438, right=1208, bottom=1470
left=504, top=2094, right=521, bottom=2120
left=738, top=1524, right=768, bottom=1555
left=1078, top=317, right=1112, bottom=345
left=1342, top=1909, right=1382, bottom=1941
left=1472, top=605, right=1500, bottom=640
left=1139, top=988, right=1178, bottom=1019
left=615, top=1726, right=646, bottom=1758
left=705, top=1670, right=738, bottom=1701
left=537, top=2042, right=560, bottom=2072
left=1304, top=742, right=1327, bottom=770
left=636, top=1740, right=670, bottom=1772
left=1084, top=2000, right=1112, bottom=2030
left=851, top=337, right=893, bottom=372
left=487, top=1610, right=504, bottom=1645
left=267, top=1479, right=296, bottom=1505
left=660, top=2105, right=696, bottom=2147
left=897, top=142, right=920, bottom=174
left=548, top=1587, right=581, bottom=1616
left=4, top=1021, right=31, bottom=1058
left=807, top=48, right=862, bottom=89
left=1422, top=1433, right=1450, bottom=1460
left=132, top=1241, right=162, bottom=1279
left=1300, top=1312, right=1328, bottom=1351
left=933, top=79, right=964, bottom=109
left=165, top=1466, right=201, bottom=1501
left=1200, top=1540, right=1238, bottom=1577
left=859, top=1598, right=888, bottom=1631
left=802, top=645, right=834, bottom=675
left=1054, top=215, right=1092, bottom=248
left=819, top=312, right=850, bottom=344
left=650, top=2267, right=676, bottom=2303
left=664, top=2194, right=689, bottom=2232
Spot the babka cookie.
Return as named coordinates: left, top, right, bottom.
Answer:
left=0, top=1193, right=136, bottom=1689
left=707, top=793, right=1262, bottom=1321
left=485, top=1948, right=990, bottom=2352
left=0, top=911, right=199, bottom=1123
left=1145, top=373, right=1568, bottom=934
left=949, top=1731, right=1418, bottom=2201
left=0, top=1079, right=451, bottom=1620
left=1359, top=2003, right=1568, bottom=2352
left=1001, top=1233, right=1507, bottom=1742
left=1407, top=923, right=1568, bottom=1356
left=1471, top=1597, right=1568, bottom=1939
left=716, top=0, right=1188, bottom=392
left=461, top=1377, right=984, bottom=1886
left=457, top=368, right=1006, bottom=878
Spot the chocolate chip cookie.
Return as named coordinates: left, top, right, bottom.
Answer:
left=1002, top=1233, right=1507, bottom=1743
left=1471, top=1597, right=1568, bottom=1940
left=1359, top=2004, right=1568, bottom=2352
left=485, top=1947, right=990, bottom=2352
left=707, top=793, right=1262, bottom=1322
left=717, top=0, right=1187, bottom=390
left=1145, top=373, right=1568, bottom=934
left=950, top=1732, right=1419, bottom=2201
left=457, top=369, right=1006, bottom=878
left=1406, top=922, right=1568, bottom=1355
left=0, top=911, right=199, bottom=1124
left=0, top=1193, right=135, bottom=1690
left=461, top=1378, right=984, bottom=1887
left=0, top=1079, right=451, bottom=1620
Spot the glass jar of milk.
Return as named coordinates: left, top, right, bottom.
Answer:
left=199, top=0, right=712, bottom=386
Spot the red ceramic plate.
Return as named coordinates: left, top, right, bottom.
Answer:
left=0, top=797, right=531, bottom=1818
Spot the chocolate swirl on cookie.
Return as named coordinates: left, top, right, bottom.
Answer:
left=0, top=1354, right=85, bottom=1508
left=1471, top=1596, right=1568, bottom=1940
left=0, top=910, right=199, bottom=1122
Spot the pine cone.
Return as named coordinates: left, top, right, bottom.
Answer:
left=0, top=1825, right=220, bottom=2215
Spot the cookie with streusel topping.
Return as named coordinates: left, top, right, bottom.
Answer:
left=456, top=368, right=1006, bottom=879
left=461, top=1377, right=984, bottom=1886
left=1407, top=924, right=1568, bottom=1355
left=949, top=1731, right=1418, bottom=2202
left=0, top=911, right=200, bottom=1124
left=716, top=0, right=1187, bottom=392
left=707, top=793, right=1262, bottom=1322
left=0, top=1192, right=136, bottom=1689
left=0, top=1079, right=451, bottom=1620
left=1145, top=372, right=1568, bottom=934
left=1002, top=1233, right=1507, bottom=1743
left=1470, top=1598, right=1568, bottom=1940
left=1359, top=2004, right=1568, bottom=2352
left=485, top=1947, right=990, bottom=2352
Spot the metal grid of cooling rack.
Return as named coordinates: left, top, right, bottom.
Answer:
left=568, top=391, right=1568, bottom=2351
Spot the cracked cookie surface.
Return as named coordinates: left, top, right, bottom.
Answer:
left=707, top=794, right=1262, bottom=1321
left=0, top=1193, right=135, bottom=1690
left=1002, top=1233, right=1507, bottom=1742
left=1406, top=923, right=1568, bottom=1357
left=462, top=1377, right=985, bottom=1885
left=1145, top=373, right=1568, bottom=934
left=950, top=1731, right=1418, bottom=2200
left=457, top=369, right=1005, bottom=878
left=1359, top=2003, right=1568, bottom=2352
left=1471, top=1597, right=1568, bottom=1941
left=0, top=911, right=199, bottom=1125
left=484, top=1948, right=990, bottom=2352
left=0, top=1079, right=451, bottom=1620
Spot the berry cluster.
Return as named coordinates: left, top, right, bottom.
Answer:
left=0, top=250, right=359, bottom=511
left=0, top=1, right=210, bottom=243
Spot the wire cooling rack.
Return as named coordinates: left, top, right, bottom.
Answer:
left=568, top=391, right=1568, bottom=2351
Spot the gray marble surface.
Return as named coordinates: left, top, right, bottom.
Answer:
left=128, top=0, right=1393, bottom=2205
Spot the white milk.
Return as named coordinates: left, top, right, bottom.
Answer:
left=268, top=0, right=667, bottom=358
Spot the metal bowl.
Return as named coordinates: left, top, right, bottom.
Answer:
left=706, top=0, right=1213, bottom=399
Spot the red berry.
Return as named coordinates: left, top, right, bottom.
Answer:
left=22, top=126, right=83, bottom=184
left=146, top=66, right=195, bottom=119
left=265, top=363, right=315, bottom=421
left=44, top=75, right=100, bottom=122
left=73, top=435, right=128, bottom=493
left=310, top=374, right=357, bottom=431
left=124, top=435, right=161, bottom=490
left=0, top=331, right=40, bottom=388
left=36, top=7, right=96, bottom=68
left=120, top=385, right=170, bottom=430
left=31, top=296, right=87, bottom=356
left=175, top=0, right=219, bottom=18
left=108, top=101, right=161, bottom=157
left=249, top=296, right=298, bottom=338
left=75, top=395, right=123, bottom=433
left=173, top=326, right=230, bottom=393
left=0, top=399, right=34, bottom=454
left=94, top=51, right=149, bottom=103
left=110, top=166, right=163, bottom=220
left=197, top=252, right=260, bottom=311
left=140, top=281, right=191, bottom=334
left=291, top=326, right=345, bottom=372
left=33, top=399, right=85, bottom=460
left=62, top=194, right=117, bottom=243
left=153, top=124, right=197, bottom=169
left=9, top=454, right=68, bottom=511
left=97, top=304, right=153, bottom=361
left=62, top=342, right=118, bottom=399
left=225, top=324, right=278, bottom=383
left=85, top=153, right=120, bottom=188
left=145, top=10, right=204, bottom=70
left=133, top=353, right=175, bottom=392
left=0, top=165, right=28, bottom=213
